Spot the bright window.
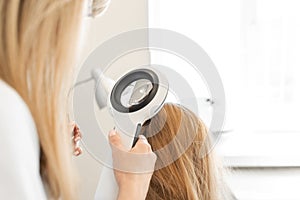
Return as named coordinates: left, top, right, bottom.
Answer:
left=148, top=0, right=300, bottom=165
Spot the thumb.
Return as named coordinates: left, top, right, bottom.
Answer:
left=108, top=130, right=124, bottom=151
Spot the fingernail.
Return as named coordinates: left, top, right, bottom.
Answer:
left=74, top=150, right=79, bottom=155
left=75, top=137, right=81, bottom=142
left=139, top=135, right=147, bottom=140
left=109, top=130, right=116, bottom=137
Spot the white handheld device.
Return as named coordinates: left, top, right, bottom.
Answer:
left=93, top=67, right=168, bottom=200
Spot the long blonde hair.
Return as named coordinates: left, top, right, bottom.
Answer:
left=0, top=1, right=86, bottom=199
left=145, top=104, right=222, bottom=200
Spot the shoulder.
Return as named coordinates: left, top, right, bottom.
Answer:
left=0, top=80, right=46, bottom=199
left=0, top=79, right=39, bottom=146
left=0, top=79, right=32, bottom=121
left=0, top=79, right=40, bottom=163
left=0, top=79, right=30, bottom=116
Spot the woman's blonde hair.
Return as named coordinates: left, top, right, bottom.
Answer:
left=145, top=103, right=223, bottom=200
left=0, top=0, right=89, bottom=199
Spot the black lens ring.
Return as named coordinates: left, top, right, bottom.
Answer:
left=110, top=69, right=159, bottom=113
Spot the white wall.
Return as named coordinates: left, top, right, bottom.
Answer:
left=74, top=0, right=149, bottom=199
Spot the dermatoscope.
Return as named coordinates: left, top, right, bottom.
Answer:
left=92, top=66, right=169, bottom=199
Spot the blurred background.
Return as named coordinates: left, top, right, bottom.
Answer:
left=76, top=0, right=300, bottom=199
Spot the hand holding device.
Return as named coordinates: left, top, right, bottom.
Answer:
left=108, top=130, right=156, bottom=200
left=94, top=67, right=168, bottom=199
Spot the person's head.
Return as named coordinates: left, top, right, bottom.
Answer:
left=0, top=0, right=108, bottom=199
left=144, top=103, right=221, bottom=200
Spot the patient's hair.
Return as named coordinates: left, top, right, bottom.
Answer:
left=144, top=103, right=223, bottom=200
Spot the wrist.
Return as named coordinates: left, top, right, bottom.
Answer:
left=117, top=183, right=147, bottom=200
